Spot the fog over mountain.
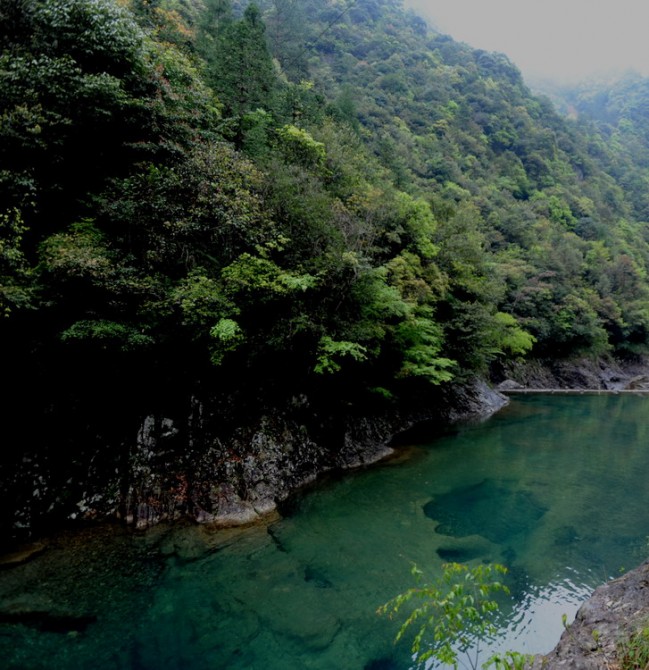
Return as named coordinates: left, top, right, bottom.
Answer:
left=404, top=0, right=649, bottom=83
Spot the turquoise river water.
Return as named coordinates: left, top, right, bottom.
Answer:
left=2, top=394, right=649, bottom=669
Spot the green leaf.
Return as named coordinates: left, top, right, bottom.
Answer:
left=378, top=562, right=510, bottom=669
left=60, top=319, right=154, bottom=351
left=209, top=317, right=245, bottom=365
left=314, top=336, right=368, bottom=374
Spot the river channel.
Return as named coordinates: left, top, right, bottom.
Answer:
left=2, top=394, right=649, bottom=669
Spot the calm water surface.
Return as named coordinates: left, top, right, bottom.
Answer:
left=2, top=395, right=649, bottom=669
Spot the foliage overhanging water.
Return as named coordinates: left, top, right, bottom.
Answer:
left=2, top=395, right=649, bottom=669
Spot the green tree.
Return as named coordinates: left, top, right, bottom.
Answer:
left=201, top=2, right=276, bottom=146
left=378, top=562, right=511, bottom=670
left=265, top=0, right=310, bottom=80
left=0, top=208, right=33, bottom=317
left=0, top=0, right=219, bottom=239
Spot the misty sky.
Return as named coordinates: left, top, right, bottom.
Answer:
left=404, top=0, right=649, bottom=83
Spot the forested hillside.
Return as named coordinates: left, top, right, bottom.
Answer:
left=544, top=72, right=649, bottom=223
left=2, top=0, right=649, bottom=530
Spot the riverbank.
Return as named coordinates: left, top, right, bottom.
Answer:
left=2, top=378, right=508, bottom=541
left=533, top=559, right=649, bottom=669
left=111, top=379, right=509, bottom=531
left=118, top=356, right=649, bottom=532
left=495, top=355, right=649, bottom=392
left=6, top=355, right=649, bottom=539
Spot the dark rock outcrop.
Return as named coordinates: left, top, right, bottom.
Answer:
left=117, top=379, right=507, bottom=529
left=495, top=356, right=649, bottom=392
left=2, top=379, right=507, bottom=537
left=534, top=560, right=649, bottom=669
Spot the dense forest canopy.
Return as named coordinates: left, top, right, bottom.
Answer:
left=3, top=0, right=649, bottom=426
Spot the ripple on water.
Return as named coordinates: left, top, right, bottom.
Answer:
left=494, top=572, right=596, bottom=654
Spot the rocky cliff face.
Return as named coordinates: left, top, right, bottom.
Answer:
left=534, top=560, right=649, bottom=669
left=9, top=355, right=646, bottom=539
left=495, top=356, right=649, bottom=391
left=2, top=379, right=507, bottom=538
left=118, top=379, right=508, bottom=530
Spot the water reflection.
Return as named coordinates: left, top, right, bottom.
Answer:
left=497, top=572, right=596, bottom=653
left=1, top=395, right=649, bottom=669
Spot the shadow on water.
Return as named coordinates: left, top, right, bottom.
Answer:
left=424, top=478, right=548, bottom=544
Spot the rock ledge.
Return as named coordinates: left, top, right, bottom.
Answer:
left=534, top=560, right=649, bottom=669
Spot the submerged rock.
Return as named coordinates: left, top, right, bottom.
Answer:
left=0, top=608, right=96, bottom=633
left=0, top=542, right=47, bottom=569
left=436, top=544, right=489, bottom=562
left=304, top=565, right=334, bottom=589
left=364, top=658, right=400, bottom=670
left=423, top=479, right=548, bottom=544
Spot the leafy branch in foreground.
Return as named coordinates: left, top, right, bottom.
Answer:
left=377, top=562, right=513, bottom=670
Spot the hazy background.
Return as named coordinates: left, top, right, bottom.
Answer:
left=404, top=0, right=649, bottom=84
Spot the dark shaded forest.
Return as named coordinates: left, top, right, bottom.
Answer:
left=3, top=0, right=649, bottom=529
